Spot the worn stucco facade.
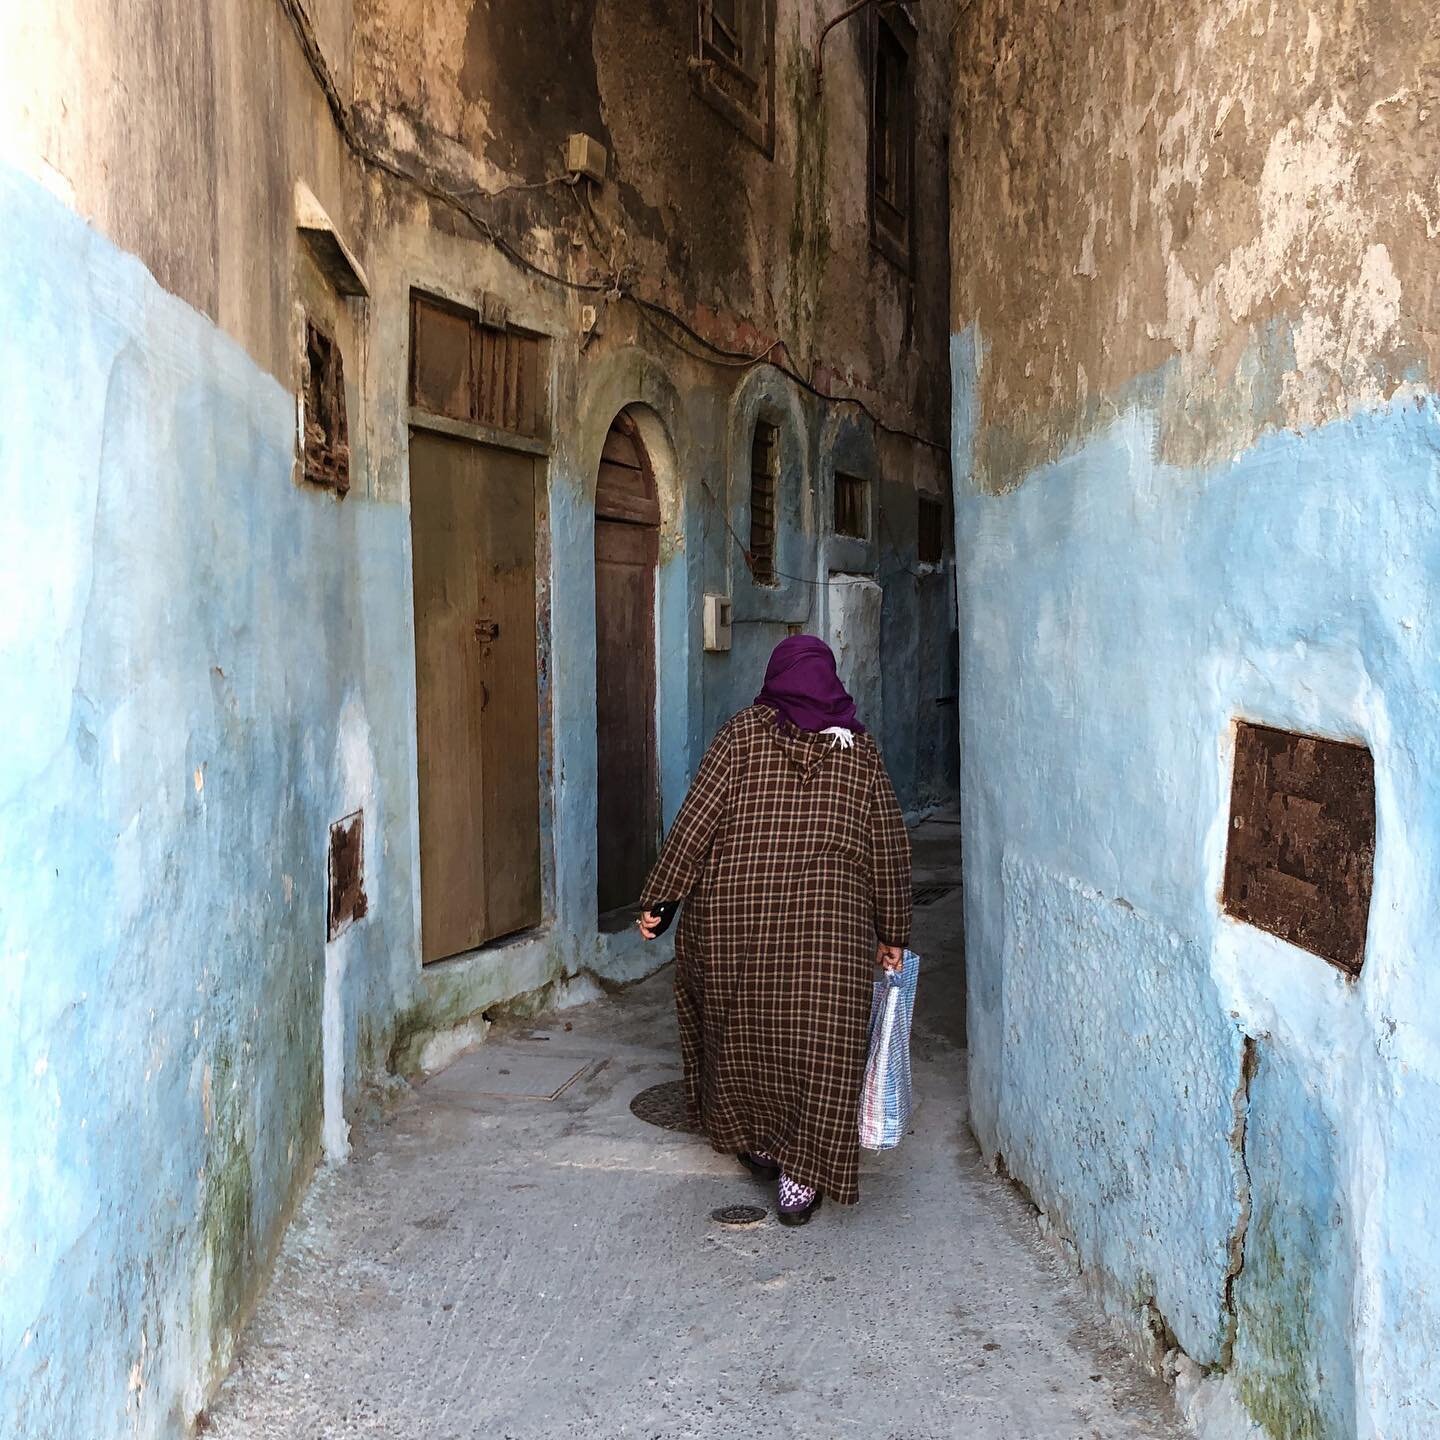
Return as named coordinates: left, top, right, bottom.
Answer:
left=952, top=3, right=1440, bottom=1437
left=0, top=1, right=953, bottom=1435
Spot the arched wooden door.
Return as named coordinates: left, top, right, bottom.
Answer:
left=594, top=411, right=660, bottom=916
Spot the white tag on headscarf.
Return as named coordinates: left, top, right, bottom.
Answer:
left=821, top=726, right=855, bottom=750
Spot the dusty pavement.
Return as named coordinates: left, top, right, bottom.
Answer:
left=204, top=819, right=1184, bottom=1440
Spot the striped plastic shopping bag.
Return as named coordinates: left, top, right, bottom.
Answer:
left=858, top=950, right=919, bottom=1151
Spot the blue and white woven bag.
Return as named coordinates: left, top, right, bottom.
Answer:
left=858, top=949, right=919, bottom=1151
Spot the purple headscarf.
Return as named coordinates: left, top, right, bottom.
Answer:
left=754, top=635, right=865, bottom=734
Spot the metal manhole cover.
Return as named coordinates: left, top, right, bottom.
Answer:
left=629, top=1080, right=700, bottom=1133
left=711, top=1205, right=767, bottom=1226
left=912, top=884, right=958, bottom=907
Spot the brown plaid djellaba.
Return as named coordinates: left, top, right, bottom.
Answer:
left=640, top=704, right=912, bottom=1205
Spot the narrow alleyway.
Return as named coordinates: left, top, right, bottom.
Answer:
left=203, top=823, right=1182, bottom=1440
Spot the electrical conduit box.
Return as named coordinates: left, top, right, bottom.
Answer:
left=566, top=133, right=608, bottom=184
left=704, top=594, right=733, bottom=652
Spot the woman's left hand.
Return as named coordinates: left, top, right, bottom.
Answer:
left=637, top=911, right=663, bottom=940
left=877, top=944, right=904, bottom=972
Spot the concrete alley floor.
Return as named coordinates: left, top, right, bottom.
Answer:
left=205, top=819, right=1184, bottom=1440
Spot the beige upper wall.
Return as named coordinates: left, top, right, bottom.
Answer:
left=951, top=0, right=1440, bottom=491
left=1, top=0, right=364, bottom=387
left=353, top=0, right=952, bottom=440
left=1, top=0, right=951, bottom=447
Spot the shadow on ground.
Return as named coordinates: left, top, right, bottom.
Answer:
left=203, top=821, right=1181, bottom=1440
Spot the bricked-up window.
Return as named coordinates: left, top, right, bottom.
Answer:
left=1222, top=722, right=1376, bottom=976
left=749, top=421, right=778, bottom=585
left=834, top=472, right=869, bottom=540
left=409, top=293, right=545, bottom=440
left=917, top=494, right=945, bottom=564
left=328, top=809, right=368, bottom=941
left=870, top=7, right=915, bottom=270
left=302, top=320, right=350, bottom=495
left=694, top=0, right=775, bottom=152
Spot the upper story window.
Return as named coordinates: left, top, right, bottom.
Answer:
left=870, top=6, right=916, bottom=270
left=917, top=494, right=945, bottom=564
left=693, top=0, right=775, bottom=153
left=749, top=420, right=779, bottom=585
left=834, top=472, right=869, bottom=540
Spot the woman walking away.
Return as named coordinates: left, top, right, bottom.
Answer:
left=637, top=635, right=911, bottom=1226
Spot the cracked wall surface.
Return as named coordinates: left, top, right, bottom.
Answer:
left=952, top=0, right=1440, bottom=487
left=952, top=4, right=1440, bottom=1434
left=0, top=2, right=956, bottom=1436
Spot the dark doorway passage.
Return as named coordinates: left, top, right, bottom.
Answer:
left=410, top=429, right=542, bottom=962
left=594, top=411, right=660, bottom=919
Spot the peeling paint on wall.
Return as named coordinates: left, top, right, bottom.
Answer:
left=952, top=0, right=1440, bottom=489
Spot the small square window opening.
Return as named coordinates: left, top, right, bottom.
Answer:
left=302, top=320, right=350, bottom=495
left=917, top=495, right=945, bottom=564
left=834, top=472, right=869, bottom=540
left=749, top=421, right=779, bottom=585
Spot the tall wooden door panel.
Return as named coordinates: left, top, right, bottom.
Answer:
left=410, top=431, right=540, bottom=962
left=594, top=517, right=658, bottom=913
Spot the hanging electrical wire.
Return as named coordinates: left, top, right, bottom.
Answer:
left=275, top=0, right=946, bottom=452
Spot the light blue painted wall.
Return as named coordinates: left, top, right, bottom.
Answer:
left=0, top=148, right=956, bottom=1434
left=0, top=164, right=417, bottom=1436
left=953, top=324, right=1440, bottom=1435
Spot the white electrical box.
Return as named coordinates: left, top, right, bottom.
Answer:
left=566, top=132, right=608, bottom=184
left=703, top=594, right=733, bottom=652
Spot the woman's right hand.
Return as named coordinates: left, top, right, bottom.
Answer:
left=637, top=911, right=663, bottom=940
left=877, top=944, right=904, bottom=972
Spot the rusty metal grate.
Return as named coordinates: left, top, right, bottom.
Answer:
left=629, top=1080, right=700, bottom=1133
left=912, top=884, right=957, bottom=908
left=327, top=809, right=367, bottom=940
left=1222, top=721, right=1375, bottom=976
left=710, top=1204, right=767, bottom=1226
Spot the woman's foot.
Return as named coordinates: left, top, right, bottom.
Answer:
left=737, top=1151, right=780, bottom=1179
left=777, top=1173, right=821, bottom=1226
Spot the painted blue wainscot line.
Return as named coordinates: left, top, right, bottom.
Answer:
left=0, top=166, right=417, bottom=1436
left=952, top=325, right=1440, bottom=1438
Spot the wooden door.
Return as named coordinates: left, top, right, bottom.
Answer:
left=594, top=415, right=660, bottom=915
left=410, top=430, right=541, bottom=961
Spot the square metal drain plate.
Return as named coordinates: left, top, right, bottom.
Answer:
left=912, top=884, right=957, bottom=907
left=424, top=1047, right=597, bottom=1102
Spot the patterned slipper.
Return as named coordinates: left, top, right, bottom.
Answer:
left=777, top=1173, right=821, bottom=1227
left=737, top=1151, right=780, bottom=1179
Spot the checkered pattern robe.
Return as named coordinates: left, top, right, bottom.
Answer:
left=640, top=704, right=912, bottom=1204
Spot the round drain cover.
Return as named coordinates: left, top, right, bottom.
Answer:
left=629, top=1080, right=700, bottom=1134
left=711, top=1205, right=767, bottom=1226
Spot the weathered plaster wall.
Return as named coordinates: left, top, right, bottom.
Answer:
left=951, top=3, right=1440, bottom=1434
left=0, top=164, right=416, bottom=1438
left=0, top=0, right=363, bottom=387
left=0, top=1, right=956, bottom=1432
left=353, top=0, right=952, bottom=441
left=350, top=0, right=957, bottom=810
left=953, top=0, right=1439, bottom=487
